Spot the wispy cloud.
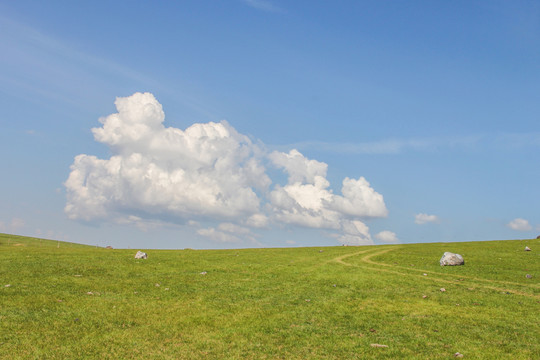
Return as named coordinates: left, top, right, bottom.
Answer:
left=285, top=135, right=481, bottom=155
left=507, top=218, right=532, bottom=231
left=0, top=15, right=154, bottom=87
left=415, top=213, right=440, bottom=225
left=282, top=132, right=540, bottom=155
left=0, top=15, right=220, bottom=120
left=0, top=217, right=25, bottom=234
left=494, top=132, right=540, bottom=149
left=375, top=230, right=399, bottom=243
left=241, top=0, right=284, bottom=13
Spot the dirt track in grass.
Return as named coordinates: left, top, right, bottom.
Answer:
left=330, top=246, right=540, bottom=299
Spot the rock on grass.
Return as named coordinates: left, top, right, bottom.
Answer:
left=440, top=252, right=464, bottom=266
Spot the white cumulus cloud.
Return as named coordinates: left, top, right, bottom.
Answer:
left=197, top=227, right=241, bottom=243
left=65, top=92, right=270, bottom=225
left=331, top=177, right=388, bottom=218
left=269, top=150, right=388, bottom=226
left=269, top=149, right=328, bottom=184
left=245, top=213, right=269, bottom=228
left=507, top=218, right=532, bottom=231
left=375, top=230, right=399, bottom=243
left=269, top=149, right=387, bottom=244
left=197, top=222, right=261, bottom=244
left=337, top=220, right=374, bottom=246
left=414, top=213, right=440, bottom=225
left=65, top=92, right=388, bottom=245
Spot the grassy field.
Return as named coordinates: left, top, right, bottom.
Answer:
left=0, top=233, right=538, bottom=359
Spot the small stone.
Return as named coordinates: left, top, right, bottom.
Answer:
left=423, top=273, right=427, bottom=276
left=525, top=246, right=531, bottom=251
left=370, top=344, right=388, bottom=348
left=155, top=283, right=160, bottom=287
left=440, top=288, right=446, bottom=292
left=319, top=250, right=323, bottom=253
left=4, top=284, right=11, bottom=287
left=332, top=284, right=337, bottom=287
left=305, top=299, right=311, bottom=302
left=134, top=251, right=147, bottom=259
left=86, top=291, right=94, bottom=295
left=422, top=295, right=428, bottom=299
left=526, top=274, right=532, bottom=279
left=454, top=352, right=464, bottom=358
left=200, top=271, right=207, bottom=275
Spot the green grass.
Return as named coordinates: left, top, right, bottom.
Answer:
left=1, top=233, right=538, bottom=359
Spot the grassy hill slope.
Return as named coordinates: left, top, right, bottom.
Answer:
left=1, top=233, right=538, bottom=359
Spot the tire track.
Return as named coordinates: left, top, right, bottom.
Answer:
left=328, top=249, right=373, bottom=266
left=361, top=248, right=540, bottom=290
left=331, top=247, right=540, bottom=299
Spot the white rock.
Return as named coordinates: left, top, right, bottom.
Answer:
left=525, top=246, right=531, bottom=251
left=134, top=251, right=147, bottom=259
left=440, top=252, right=464, bottom=266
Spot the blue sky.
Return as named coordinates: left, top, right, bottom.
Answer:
left=1, top=0, right=539, bottom=249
